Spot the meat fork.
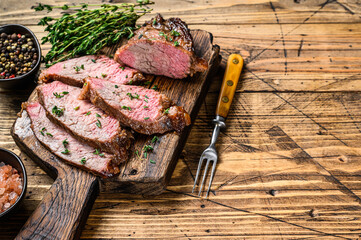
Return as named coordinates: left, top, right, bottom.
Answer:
left=192, top=54, right=243, bottom=198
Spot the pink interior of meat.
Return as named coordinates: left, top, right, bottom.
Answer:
left=46, top=55, right=137, bottom=85
left=89, top=78, right=165, bottom=122
left=26, top=102, right=114, bottom=173
left=41, top=81, right=120, bottom=142
left=117, top=41, right=191, bottom=79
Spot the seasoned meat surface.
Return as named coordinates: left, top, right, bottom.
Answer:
left=37, top=81, right=132, bottom=163
left=39, top=55, right=145, bottom=87
left=80, top=77, right=191, bottom=135
left=25, top=101, right=119, bottom=178
left=114, top=14, right=208, bottom=79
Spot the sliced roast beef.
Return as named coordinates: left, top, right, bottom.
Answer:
left=39, top=55, right=145, bottom=87
left=114, top=14, right=208, bottom=79
left=80, top=77, right=191, bottom=135
left=24, top=101, right=119, bottom=178
left=37, top=81, right=132, bottom=163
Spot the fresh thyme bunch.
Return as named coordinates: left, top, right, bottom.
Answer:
left=33, top=1, right=153, bottom=66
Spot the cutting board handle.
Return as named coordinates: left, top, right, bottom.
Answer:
left=15, top=168, right=98, bottom=240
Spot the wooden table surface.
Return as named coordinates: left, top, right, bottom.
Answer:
left=1, top=0, right=361, bottom=239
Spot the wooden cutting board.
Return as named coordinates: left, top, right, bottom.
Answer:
left=11, top=29, right=220, bottom=239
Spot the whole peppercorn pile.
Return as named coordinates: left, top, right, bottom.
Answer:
left=0, top=32, right=38, bottom=79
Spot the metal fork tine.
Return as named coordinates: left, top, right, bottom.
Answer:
left=198, top=159, right=211, bottom=196
left=205, top=160, right=217, bottom=198
left=192, top=155, right=205, bottom=193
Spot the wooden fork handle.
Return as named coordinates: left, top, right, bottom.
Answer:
left=215, top=54, right=244, bottom=118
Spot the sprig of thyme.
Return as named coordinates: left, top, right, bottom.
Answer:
left=33, top=1, right=154, bottom=66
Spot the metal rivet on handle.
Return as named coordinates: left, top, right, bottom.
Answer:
left=222, top=96, right=229, bottom=103
left=232, top=59, right=239, bottom=64
left=227, top=80, right=233, bottom=86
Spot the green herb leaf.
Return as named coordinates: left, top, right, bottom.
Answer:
left=46, top=132, right=53, bottom=137
left=164, top=108, right=170, bottom=114
left=101, top=73, right=107, bottom=78
left=115, top=85, right=119, bottom=88
left=145, top=95, right=149, bottom=99
left=74, top=106, right=80, bottom=111
left=61, top=148, right=70, bottom=155
left=52, top=106, right=64, bottom=117
left=152, top=85, right=158, bottom=90
left=170, top=30, right=180, bottom=37
left=150, top=159, right=156, bottom=164
left=85, top=111, right=91, bottom=116
left=122, top=106, right=131, bottom=110
left=120, top=66, right=125, bottom=70
left=96, top=119, right=102, bottom=128
left=91, top=59, right=96, bottom=63
left=62, top=139, right=69, bottom=148
left=96, top=113, right=101, bottom=118
left=151, top=136, right=159, bottom=143
left=93, top=149, right=100, bottom=155
left=80, top=157, right=86, bottom=164
left=144, top=117, right=149, bottom=120
left=99, top=153, right=105, bottom=157
left=127, top=92, right=139, bottom=100
left=174, top=41, right=180, bottom=47
left=143, top=106, right=148, bottom=109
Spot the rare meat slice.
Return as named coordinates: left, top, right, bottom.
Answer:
left=114, top=14, right=208, bottom=79
left=80, top=77, right=191, bottom=135
left=37, top=81, right=132, bottom=163
left=24, top=101, right=119, bottom=178
left=39, top=55, right=145, bottom=87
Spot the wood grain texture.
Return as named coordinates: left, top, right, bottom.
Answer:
left=1, top=0, right=361, bottom=239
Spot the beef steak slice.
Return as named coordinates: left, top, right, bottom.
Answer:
left=39, top=55, right=145, bottom=87
left=114, top=14, right=208, bottom=79
left=80, top=77, right=191, bottom=135
left=37, top=81, right=133, bottom=163
left=24, top=101, right=119, bottom=178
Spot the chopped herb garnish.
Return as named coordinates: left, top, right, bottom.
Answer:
left=138, top=34, right=143, bottom=39
left=127, top=92, right=139, bottom=100
left=101, top=73, right=107, bottom=78
left=99, top=153, right=105, bottom=157
left=96, top=119, right=102, bottom=128
left=144, top=117, right=150, bottom=120
left=53, top=91, right=68, bottom=98
left=46, top=132, right=53, bottom=137
left=150, top=159, right=156, bottom=164
left=143, top=145, right=154, bottom=152
left=170, top=30, right=180, bottom=37
left=129, top=80, right=133, bottom=85
left=61, top=148, right=70, bottom=155
left=80, top=157, right=86, bottom=164
left=83, top=82, right=87, bottom=87
left=143, top=106, right=149, bottom=109
left=40, top=127, right=46, bottom=136
left=164, top=108, right=170, bottom=114
left=119, top=66, right=125, bottom=70
left=151, top=136, right=159, bottom=143
left=144, top=99, right=148, bottom=103
left=63, top=64, right=66, bottom=69
left=125, top=75, right=128, bottom=78
left=93, top=149, right=100, bottom=155
left=145, top=95, right=149, bottom=99
left=91, top=59, right=96, bottom=63
left=144, top=152, right=147, bottom=158
left=80, top=64, right=84, bottom=70
left=74, top=106, right=80, bottom=111
left=115, top=85, right=119, bottom=88
left=122, top=106, right=131, bottom=110
left=96, top=113, right=101, bottom=118
left=143, top=81, right=151, bottom=85
left=85, top=111, right=91, bottom=116
left=74, top=66, right=81, bottom=72
left=52, top=106, right=64, bottom=117
left=135, top=150, right=140, bottom=158
left=62, top=139, right=69, bottom=148
left=153, top=19, right=156, bottom=25
left=159, top=31, right=165, bottom=37
left=152, top=85, right=158, bottom=90
left=174, top=41, right=180, bottom=47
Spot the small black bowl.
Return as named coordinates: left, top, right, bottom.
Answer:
left=0, top=148, right=27, bottom=219
left=0, top=24, right=41, bottom=89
